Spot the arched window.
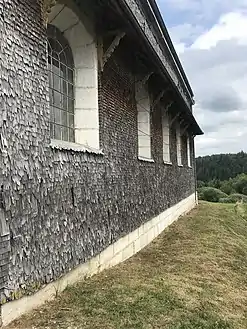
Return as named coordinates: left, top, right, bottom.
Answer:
left=47, top=24, right=75, bottom=142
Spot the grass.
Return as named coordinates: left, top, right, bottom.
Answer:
left=7, top=202, right=247, bottom=329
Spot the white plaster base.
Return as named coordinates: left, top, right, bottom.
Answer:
left=2, top=193, right=196, bottom=327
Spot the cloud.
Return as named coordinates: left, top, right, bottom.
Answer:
left=181, top=39, right=247, bottom=116
left=168, top=23, right=204, bottom=48
left=192, top=12, right=247, bottom=49
left=195, top=108, right=247, bottom=154
left=200, top=87, right=243, bottom=113
left=158, top=5, right=247, bottom=156
left=158, top=0, right=247, bottom=23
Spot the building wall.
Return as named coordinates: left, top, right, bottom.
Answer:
left=2, top=193, right=196, bottom=326
left=0, top=234, right=10, bottom=320
left=0, top=0, right=196, bottom=304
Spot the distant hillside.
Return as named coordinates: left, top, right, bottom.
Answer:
left=196, top=151, right=247, bottom=182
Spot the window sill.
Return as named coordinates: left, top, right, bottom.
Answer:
left=178, top=164, right=183, bottom=167
left=138, top=156, right=154, bottom=163
left=188, top=165, right=193, bottom=169
left=50, top=139, right=103, bottom=155
left=163, top=161, right=172, bottom=166
left=0, top=231, right=10, bottom=238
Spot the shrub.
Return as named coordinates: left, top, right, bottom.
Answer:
left=232, top=174, right=247, bottom=194
left=220, top=180, right=234, bottom=195
left=227, top=193, right=247, bottom=203
left=219, top=197, right=232, bottom=204
left=198, top=187, right=228, bottom=203
left=197, top=180, right=206, bottom=188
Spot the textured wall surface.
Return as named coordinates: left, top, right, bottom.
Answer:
left=0, top=234, right=10, bottom=311
left=0, top=0, right=196, bottom=306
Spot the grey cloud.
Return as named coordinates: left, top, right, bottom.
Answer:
left=194, top=109, right=247, bottom=135
left=195, top=116, right=247, bottom=155
left=182, top=40, right=247, bottom=73
left=200, top=87, right=243, bottom=113
left=158, top=0, right=247, bottom=24
left=196, top=133, right=247, bottom=155
left=158, top=0, right=247, bottom=155
left=177, top=39, right=247, bottom=116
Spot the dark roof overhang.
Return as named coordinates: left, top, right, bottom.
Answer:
left=114, top=0, right=204, bottom=136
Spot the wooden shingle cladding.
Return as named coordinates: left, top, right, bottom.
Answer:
left=0, top=0, right=200, bottom=320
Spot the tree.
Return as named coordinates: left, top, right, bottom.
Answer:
left=242, top=186, right=247, bottom=196
left=220, top=180, right=234, bottom=195
left=196, top=152, right=247, bottom=183
left=233, top=174, right=247, bottom=194
left=197, top=180, right=206, bottom=188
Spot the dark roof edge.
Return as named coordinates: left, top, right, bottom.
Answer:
left=147, top=0, right=194, bottom=98
left=187, top=111, right=204, bottom=136
left=147, top=0, right=203, bottom=135
left=114, top=0, right=203, bottom=135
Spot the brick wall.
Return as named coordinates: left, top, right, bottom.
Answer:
left=0, top=0, right=196, bottom=304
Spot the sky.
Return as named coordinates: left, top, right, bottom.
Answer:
left=156, top=0, right=247, bottom=156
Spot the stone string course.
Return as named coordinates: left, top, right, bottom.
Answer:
left=0, top=0, right=196, bottom=310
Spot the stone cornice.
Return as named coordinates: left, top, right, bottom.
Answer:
left=123, top=0, right=192, bottom=110
left=42, top=0, right=57, bottom=23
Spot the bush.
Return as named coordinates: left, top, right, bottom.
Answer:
left=232, top=174, right=247, bottom=194
left=197, top=180, right=206, bottom=188
left=219, top=197, right=232, bottom=204
left=220, top=180, right=234, bottom=195
left=198, top=187, right=228, bottom=203
left=227, top=193, right=247, bottom=203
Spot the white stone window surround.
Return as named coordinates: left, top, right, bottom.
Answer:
left=135, top=80, right=152, bottom=161
left=187, top=134, right=192, bottom=168
left=48, top=4, right=100, bottom=151
left=0, top=209, right=9, bottom=237
left=162, top=110, right=171, bottom=165
left=49, top=139, right=103, bottom=154
left=176, top=123, right=183, bottom=167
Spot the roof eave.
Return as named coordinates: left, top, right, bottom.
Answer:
left=114, top=0, right=203, bottom=136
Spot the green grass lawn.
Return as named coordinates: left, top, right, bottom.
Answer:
left=7, top=202, right=247, bottom=329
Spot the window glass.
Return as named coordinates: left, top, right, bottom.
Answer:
left=47, top=24, right=75, bottom=143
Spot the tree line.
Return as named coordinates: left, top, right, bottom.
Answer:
left=196, top=151, right=247, bottom=183
left=196, top=151, right=247, bottom=203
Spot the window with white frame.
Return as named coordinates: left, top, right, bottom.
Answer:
left=187, top=134, right=192, bottom=167
left=162, top=110, right=171, bottom=163
left=47, top=4, right=99, bottom=150
left=176, top=123, right=182, bottom=166
left=48, top=25, right=75, bottom=143
left=0, top=209, right=9, bottom=236
left=135, top=81, right=151, bottom=160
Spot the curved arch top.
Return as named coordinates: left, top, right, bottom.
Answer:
left=43, top=0, right=57, bottom=23
left=47, top=3, right=100, bottom=150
